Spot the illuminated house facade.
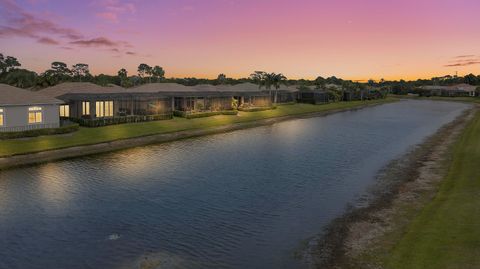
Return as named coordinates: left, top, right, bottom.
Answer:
left=133, top=82, right=272, bottom=112
left=37, top=82, right=273, bottom=126
left=0, top=84, right=63, bottom=132
left=39, top=83, right=173, bottom=126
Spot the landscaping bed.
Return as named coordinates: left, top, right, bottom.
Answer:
left=238, top=106, right=276, bottom=112
left=173, top=110, right=238, bottom=119
left=70, top=114, right=173, bottom=127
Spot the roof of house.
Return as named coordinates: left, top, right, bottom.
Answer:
left=421, top=84, right=477, bottom=92
left=131, top=83, right=192, bottom=93
left=39, top=82, right=126, bottom=98
left=0, top=84, right=63, bottom=106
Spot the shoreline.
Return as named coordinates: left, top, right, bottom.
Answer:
left=0, top=101, right=389, bottom=170
left=304, top=105, right=478, bottom=268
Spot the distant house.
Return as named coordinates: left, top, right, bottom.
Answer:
left=420, top=84, right=476, bottom=97
left=275, top=85, right=299, bottom=103
left=219, top=83, right=272, bottom=108
left=296, top=86, right=329, bottom=104
left=0, top=84, right=63, bottom=132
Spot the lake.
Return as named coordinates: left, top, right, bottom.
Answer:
left=0, top=100, right=471, bottom=269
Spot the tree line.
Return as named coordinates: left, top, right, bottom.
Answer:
left=1, top=52, right=480, bottom=95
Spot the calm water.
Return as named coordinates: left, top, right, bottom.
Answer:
left=0, top=100, right=471, bottom=269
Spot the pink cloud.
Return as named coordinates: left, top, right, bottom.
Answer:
left=37, top=36, right=59, bottom=45
left=96, top=12, right=119, bottom=23
left=94, top=0, right=136, bottom=23
left=0, top=0, right=134, bottom=53
left=0, top=0, right=83, bottom=43
left=70, top=37, right=118, bottom=47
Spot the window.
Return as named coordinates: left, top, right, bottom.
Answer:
left=0, top=108, right=4, bottom=126
left=95, top=101, right=114, bottom=117
left=28, top=106, right=42, bottom=124
left=82, top=102, right=90, bottom=116
left=59, top=105, right=70, bottom=117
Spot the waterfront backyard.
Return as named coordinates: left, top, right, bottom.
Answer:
left=0, top=99, right=394, bottom=158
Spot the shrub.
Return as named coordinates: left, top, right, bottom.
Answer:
left=69, top=114, right=173, bottom=127
left=237, top=106, right=276, bottom=112
left=174, top=110, right=238, bottom=119
left=0, top=123, right=79, bottom=140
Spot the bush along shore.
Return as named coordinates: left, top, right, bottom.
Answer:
left=0, top=99, right=396, bottom=169
left=304, top=105, right=478, bottom=269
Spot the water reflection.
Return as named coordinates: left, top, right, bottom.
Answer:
left=0, top=100, right=471, bottom=269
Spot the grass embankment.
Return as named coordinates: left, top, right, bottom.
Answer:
left=393, top=94, right=480, bottom=104
left=0, top=99, right=395, bottom=157
left=385, top=110, right=480, bottom=268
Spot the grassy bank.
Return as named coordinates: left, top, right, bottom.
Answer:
left=0, top=99, right=395, bottom=157
left=392, top=94, right=480, bottom=104
left=384, top=110, right=480, bottom=269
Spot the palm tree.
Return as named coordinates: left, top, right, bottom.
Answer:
left=118, top=68, right=128, bottom=87
left=250, top=71, right=287, bottom=104
left=217, top=73, right=227, bottom=84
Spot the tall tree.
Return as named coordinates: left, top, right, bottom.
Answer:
left=314, top=76, right=326, bottom=89
left=118, top=68, right=128, bottom=87
left=0, top=54, right=21, bottom=75
left=51, top=62, right=70, bottom=76
left=137, top=63, right=152, bottom=83
left=48, top=61, right=71, bottom=84
left=72, top=63, right=90, bottom=82
left=3, top=69, right=36, bottom=88
left=464, top=73, right=478, bottom=85
left=152, top=66, right=165, bottom=82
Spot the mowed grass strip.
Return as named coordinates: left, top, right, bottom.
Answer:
left=0, top=99, right=394, bottom=157
left=385, top=110, right=480, bottom=269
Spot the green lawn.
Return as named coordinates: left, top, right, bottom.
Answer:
left=0, top=99, right=395, bottom=157
left=385, top=110, right=480, bottom=269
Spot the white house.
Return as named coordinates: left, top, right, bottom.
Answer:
left=0, top=84, right=63, bottom=132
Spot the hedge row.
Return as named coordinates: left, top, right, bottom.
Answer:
left=238, top=106, right=276, bottom=112
left=70, top=114, right=173, bottom=127
left=174, top=110, right=238, bottom=119
left=0, top=123, right=79, bottom=140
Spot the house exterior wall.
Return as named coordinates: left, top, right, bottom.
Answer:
left=66, top=97, right=173, bottom=119
left=0, top=104, right=60, bottom=132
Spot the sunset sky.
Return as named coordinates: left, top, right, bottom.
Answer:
left=1, top=0, right=479, bottom=81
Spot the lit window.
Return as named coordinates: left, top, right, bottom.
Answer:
left=95, top=101, right=114, bottom=117
left=28, top=106, right=42, bottom=124
left=0, top=108, right=4, bottom=126
left=82, top=102, right=90, bottom=116
left=60, top=105, right=70, bottom=117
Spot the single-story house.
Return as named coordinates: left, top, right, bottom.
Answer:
left=420, top=84, right=477, bottom=97
left=219, top=83, right=273, bottom=107
left=275, top=85, right=299, bottom=103
left=0, top=84, right=63, bottom=132
left=131, top=83, right=235, bottom=112
left=296, top=86, right=329, bottom=104
left=135, top=82, right=273, bottom=112
left=39, top=82, right=173, bottom=123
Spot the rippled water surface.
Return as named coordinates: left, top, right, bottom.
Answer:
left=0, top=100, right=471, bottom=269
